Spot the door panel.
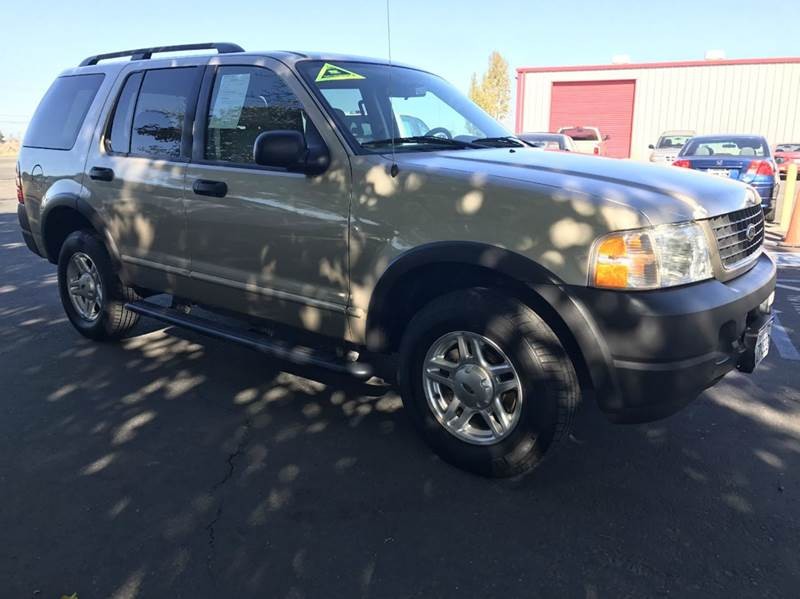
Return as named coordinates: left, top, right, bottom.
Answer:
left=99, top=156, right=188, bottom=275
left=85, top=65, right=202, bottom=292
left=185, top=163, right=348, bottom=307
left=184, top=62, right=352, bottom=338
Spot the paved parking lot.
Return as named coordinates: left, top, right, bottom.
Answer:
left=1, top=156, right=799, bottom=598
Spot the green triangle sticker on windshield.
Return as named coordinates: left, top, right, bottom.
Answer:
left=315, top=63, right=366, bottom=82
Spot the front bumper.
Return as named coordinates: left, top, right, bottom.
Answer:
left=569, top=253, right=776, bottom=423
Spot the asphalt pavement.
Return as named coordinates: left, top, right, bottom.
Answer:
left=1, top=156, right=799, bottom=598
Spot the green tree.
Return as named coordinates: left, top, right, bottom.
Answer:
left=0, top=130, right=5, bottom=144
left=468, top=51, right=511, bottom=122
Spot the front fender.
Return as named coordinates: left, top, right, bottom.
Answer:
left=365, top=241, right=620, bottom=404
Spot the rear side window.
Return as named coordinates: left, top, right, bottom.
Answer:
left=130, top=68, right=197, bottom=159
left=106, top=72, right=143, bottom=154
left=24, top=74, right=104, bottom=150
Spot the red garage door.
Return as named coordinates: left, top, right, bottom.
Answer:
left=549, top=80, right=636, bottom=158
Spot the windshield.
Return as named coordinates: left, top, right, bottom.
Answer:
left=657, top=135, right=691, bottom=149
left=297, top=60, right=511, bottom=152
left=776, top=143, right=800, bottom=152
left=681, top=136, right=768, bottom=157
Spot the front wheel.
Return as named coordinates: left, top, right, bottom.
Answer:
left=58, top=230, right=140, bottom=340
left=398, top=289, right=580, bottom=478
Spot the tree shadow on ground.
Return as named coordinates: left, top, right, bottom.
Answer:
left=2, top=205, right=799, bottom=598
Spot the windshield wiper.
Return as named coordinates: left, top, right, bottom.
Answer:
left=471, top=136, right=527, bottom=148
left=362, top=136, right=482, bottom=149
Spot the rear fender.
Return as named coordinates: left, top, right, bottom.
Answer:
left=40, top=190, right=120, bottom=267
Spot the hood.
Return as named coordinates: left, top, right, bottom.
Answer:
left=398, top=147, right=752, bottom=226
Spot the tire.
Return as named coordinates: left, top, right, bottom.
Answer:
left=765, top=207, right=776, bottom=222
left=57, top=230, right=140, bottom=340
left=398, top=288, right=580, bottom=478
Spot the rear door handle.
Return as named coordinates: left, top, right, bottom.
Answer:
left=89, top=166, right=114, bottom=182
left=192, top=179, right=228, bottom=198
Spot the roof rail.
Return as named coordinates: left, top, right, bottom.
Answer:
left=79, top=42, right=245, bottom=67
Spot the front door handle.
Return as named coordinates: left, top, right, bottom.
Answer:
left=192, top=179, right=228, bottom=198
left=89, top=166, right=114, bottom=182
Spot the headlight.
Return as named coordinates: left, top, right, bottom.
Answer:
left=590, top=222, right=713, bottom=289
left=745, top=186, right=761, bottom=207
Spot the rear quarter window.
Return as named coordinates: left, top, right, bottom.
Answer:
left=24, top=74, right=105, bottom=150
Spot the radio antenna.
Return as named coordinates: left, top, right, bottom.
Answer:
left=386, top=0, right=399, bottom=177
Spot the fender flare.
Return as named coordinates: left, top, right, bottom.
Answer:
left=40, top=193, right=121, bottom=267
left=365, top=241, right=620, bottom=404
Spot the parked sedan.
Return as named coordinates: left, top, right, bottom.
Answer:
left=775, top=143, right=800, bottom=179
left=648, top=130, right=695, bottom=164
left=519, top=132, right=578, bottom=152
left=674, top=135, right=778, bottom=220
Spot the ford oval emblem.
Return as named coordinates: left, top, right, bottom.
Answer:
left=745, top=223, right=757, bottom=241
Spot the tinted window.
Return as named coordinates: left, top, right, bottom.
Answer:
left=205, top=66, right=304, bottom=164
left=24, top=74, right=104, bottom=150
left=682, top=137, right=769, bottom=157
left=106, top=72, right=143, bottom=154
left=131, top=68, right=197, bottom=158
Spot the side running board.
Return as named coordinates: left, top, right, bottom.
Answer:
left=125, top=301, right=373, bottom=379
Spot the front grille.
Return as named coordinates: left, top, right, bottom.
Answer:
left=709, top=205, right=764, bottom=269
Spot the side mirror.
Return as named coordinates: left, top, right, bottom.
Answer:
left=603, top=134, right=611, bottom=141
left=254, top=130, right=306, bottom=169
left=648, top=144, right=655, bottom=150
left=253, top=130, right=330, bottom=175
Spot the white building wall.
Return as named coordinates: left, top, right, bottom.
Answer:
left=518, top=61, right=800, bottom=160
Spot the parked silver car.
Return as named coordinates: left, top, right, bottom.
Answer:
left=649, top=130, right=695, bottom=163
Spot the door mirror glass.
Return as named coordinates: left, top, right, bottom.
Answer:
left=253, top=130, right=306, bottom=169
left=648, top=143, right=655, bottom=149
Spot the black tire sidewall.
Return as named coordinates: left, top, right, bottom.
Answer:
left=58, top=231, right=120, bottom=340
left=399, top=290, right=566, bottom=477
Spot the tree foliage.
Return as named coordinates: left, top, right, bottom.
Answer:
left=0, top=130, right=5, bottom=144
left=468, top=51, right=511, bottom=122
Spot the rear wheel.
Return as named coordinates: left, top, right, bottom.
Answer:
left=58, top=230, right=140, bottom=340
left=399, top=289, right=580, bottom=478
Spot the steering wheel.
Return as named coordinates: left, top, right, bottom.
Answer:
left=425, top=127, right=453, bottom=139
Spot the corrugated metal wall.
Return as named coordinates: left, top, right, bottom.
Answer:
left=518, top=61, right=800, bottom=160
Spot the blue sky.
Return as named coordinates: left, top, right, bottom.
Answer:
left=1, top=0, right=797, bottom=136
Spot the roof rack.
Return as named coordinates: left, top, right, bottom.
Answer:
left=79, top=42, right=245, bottom=67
